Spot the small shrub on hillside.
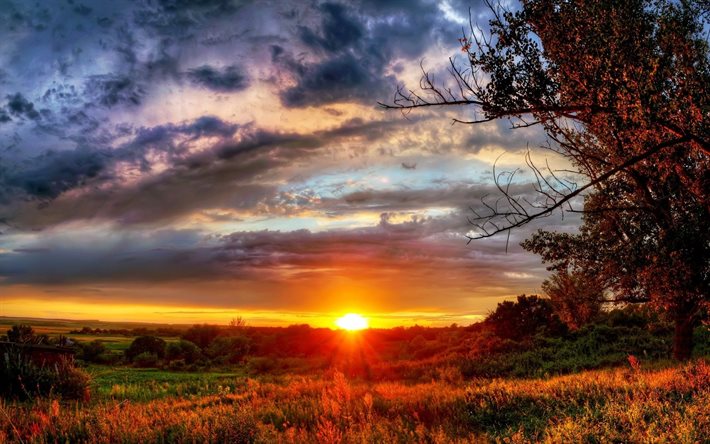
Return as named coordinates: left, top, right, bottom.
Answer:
left=133, top=352, right=160, bottom=368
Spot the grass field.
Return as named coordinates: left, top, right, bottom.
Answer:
left=0, top=360, right=708, bottom=443
left=88, top=367, right=246, bottom=401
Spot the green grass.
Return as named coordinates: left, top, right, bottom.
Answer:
left=88, top=366, right=247, bottom=401
left=72, top=335, right=134, bottom=350
left=71, top=335, right=180, bottom=351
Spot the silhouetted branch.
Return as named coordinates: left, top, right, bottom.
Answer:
left=465, top=135, right=691, bottom=243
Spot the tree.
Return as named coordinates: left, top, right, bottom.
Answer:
left=182, top=324, right=222, bottom=350
left=485, top=294, right=567, bottom=341
left=125, top=336, right=166, bottom=362
left=523, top=186, right=708, bottom=359
left=228, top=316, right=246, bottom=331
left=541, top=270, right=604, bottom=330
left=381, top=0, right=709, bottom=360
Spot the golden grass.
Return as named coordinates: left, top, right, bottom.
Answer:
left=0, top=360, right=707, bottom=443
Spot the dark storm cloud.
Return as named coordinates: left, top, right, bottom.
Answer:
left=4, top=93, right=40, bottom=120
left=0, top=115, right=240, bottom=206
left=280, top=52, right=391, bottom=107
left=276, top=0, right=464, bottom=108
left=0, top=0, right=252, bottom=143
left=84, top=75, right=145, bottom=108
left=133, top=0, right=239, bottom=38
left=186, top=65, right=249, bottom=92
left=5, top=149, right=108, bottom=199
left=298, top=3, right=363, bottom=53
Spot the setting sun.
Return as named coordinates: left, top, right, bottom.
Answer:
left=335, top=313, right=369, bottom=331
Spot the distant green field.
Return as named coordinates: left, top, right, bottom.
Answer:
left=70, top=335, right=182, bottom=351
left=88, top=366, right=247, bottom=401
left=1, top=316, right=185, bottom=351
left=0, top=316, right=189, bottom=332
left=72, top=335, right=133, bottom=350
left=0, top=323, right=75, bottom=335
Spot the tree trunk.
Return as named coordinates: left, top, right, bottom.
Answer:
left=673, top=314, right=694, bottom=361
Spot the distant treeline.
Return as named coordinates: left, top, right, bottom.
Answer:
left=8, top=295, right=709, bottom=382
left=69, top=326, right=186, bottom=337
left=71, top=299, right=709, bottom=379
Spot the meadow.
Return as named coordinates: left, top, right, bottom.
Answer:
left=0, top=361, right=707, bottom=443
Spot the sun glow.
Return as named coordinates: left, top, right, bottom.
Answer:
left=335, top=313, right=369, bottom=331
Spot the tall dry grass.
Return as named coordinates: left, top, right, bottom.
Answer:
left=0, top=360, right=707, bottom=443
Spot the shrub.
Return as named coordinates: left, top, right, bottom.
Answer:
left=0, top=347, right=90, bottom=400
left=125, top=336, right=166, bottom=362
left=78, top=340, right=107, bottom=363
left=207, top=336, right=251, bottom=364
left=167, top=359, right=186, bottom=371
left=166, top=340, right=202, bottom=364
left=133, top=352, right=160, bottom=368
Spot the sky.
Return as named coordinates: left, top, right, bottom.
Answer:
left=0, top=0, right=579, bottom=327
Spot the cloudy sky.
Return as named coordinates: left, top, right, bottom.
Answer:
left=0, top=0, right=577, bottom=326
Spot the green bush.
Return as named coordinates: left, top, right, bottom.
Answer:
left=133, top=352, right=160, bottom=368
left=461, top=322, right=674, bottom=378
left=207, top=336, right=251, bottom=364
left=78, top=340, right=107, bottom=363
left=166, top=339, right=202, bottom=364
left=125, top=336, right=166, bottom=362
